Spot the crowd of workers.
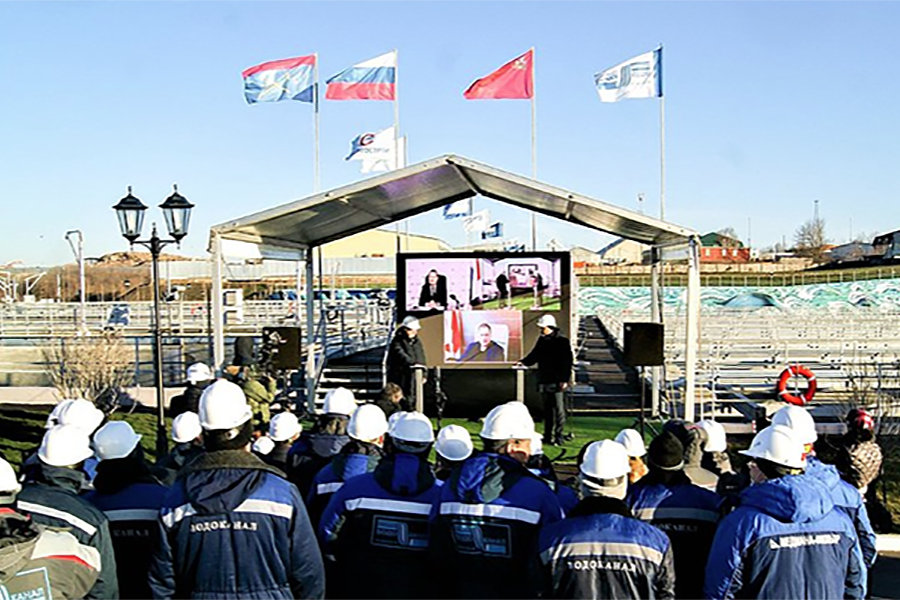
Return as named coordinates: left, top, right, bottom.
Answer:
left=0, top=355, right=887, bottom=599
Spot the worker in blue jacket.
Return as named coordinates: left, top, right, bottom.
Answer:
left=704, top=425, right=863, bottom=599
left=286, top=387, right=356, bottom=498
left=627, top=430, right=721, bottom=599
left=538, top=440, right=675, bottom=599
left=430, top=402, right=564, bottom=599
left=319, top=411, right=442, bottom=599
left=772, top=404, right=877, bottom=581
left=306, top=404, right=387, bottom=528
left=148, top=380, right=325, bottom=599
left=84, top=421, right=168, bottom=600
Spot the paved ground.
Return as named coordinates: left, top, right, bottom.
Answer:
left=873, top=551, right=900, bottom=599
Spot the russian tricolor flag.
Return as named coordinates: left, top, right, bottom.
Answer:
left=242, top=55, right=316, bottom=104
left=326, top=51, right=396, bottom=101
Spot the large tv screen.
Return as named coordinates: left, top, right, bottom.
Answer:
left=397, top=252, right=571, bottom=368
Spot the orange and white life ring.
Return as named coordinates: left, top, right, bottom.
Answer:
left=777, top=364, right=817, bottom=406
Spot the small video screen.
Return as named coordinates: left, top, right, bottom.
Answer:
left=443, top=310, right=523, bottom=364
left=403, top=254, right=565, bottom=313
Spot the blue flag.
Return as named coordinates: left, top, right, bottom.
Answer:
left=242, top=55, right=316, bottom=104
left=481, top=222, right=503, bottom=239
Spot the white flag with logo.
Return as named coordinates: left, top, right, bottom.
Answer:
left=594, top=48, right=661, bottom=103
left=346, top=126, right=399, bottom=173
left=462, top=210, right=490, bottom=233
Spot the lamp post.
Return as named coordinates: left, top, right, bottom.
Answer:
left=113, top=185, right=194, bottom=458
left=64, top=229, right=86, bottom=330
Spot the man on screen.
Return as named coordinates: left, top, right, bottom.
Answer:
left=459, top=322, right=505, bottom=362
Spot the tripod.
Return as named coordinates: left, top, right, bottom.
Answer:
left=433, top=367, right=448, bottom=430
left=631, top=365, right=661, bottom=439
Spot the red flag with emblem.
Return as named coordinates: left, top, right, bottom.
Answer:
left=464, top=49, right=534, bottom=100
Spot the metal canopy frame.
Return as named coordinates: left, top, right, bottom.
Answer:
left=209, top=154, right=702, bottom=419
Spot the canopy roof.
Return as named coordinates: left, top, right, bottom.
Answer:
left=210, top=154, right=696, bottom=255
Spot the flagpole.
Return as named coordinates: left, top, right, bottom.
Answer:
left=530, top=47, right=537, bottom=251
left=314, top=53, right=321, bottom=193
left=658, top=45, right=665, bottom=221
left=393, top=49, right=401, bottom=170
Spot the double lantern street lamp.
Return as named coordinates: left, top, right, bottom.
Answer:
left=113, top=185, right=194, bottom=458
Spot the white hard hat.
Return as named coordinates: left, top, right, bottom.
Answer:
left=252, top=436, right=275, bottom=456
left=537, top=314, right=557, bottom=328
left=93, top=421, right=142, bottom=461
left=0, top=457, right=21, bottom=495
left=435, top=425, right=473, bottom=461
left=186, top=362, right=213, bottom=384
left=614, top=429, right=647, bottom=458
left=39, top=425, right=94, bottom=467
left=739, top=425, right=806, bottom=470
left=391, top=412, right=435, bottom=443
left=480, top=402, right=536, bottom=441
left=348, top=404, right=388, bottom=441
left=323, top=387, right=357, bottom=416
left=771, top=405, right=818, bottom=445
left=697, top=420, right=728, bottom=453
left=172, top=412, right=203, bottom=443
left=580, top=440, right=631, bottom=480
left=198, top=380, right=252, bottom=430
left=45, top=399, right=76, bottom=429
left=56, top=399, right=105, bottom=434
left=401, top=315, right=421, bottom=331
left=269, top=412, right=302, bottom=442
left=387, top=411, right=408, bottom=436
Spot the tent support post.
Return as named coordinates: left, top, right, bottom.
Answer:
left=211, top=232, right=226, bottom=372
left=684, top=236, right=701, bottom=422
left=305, top=251, right=317, bottom=414
left=650, top=246, right=662, bottom=417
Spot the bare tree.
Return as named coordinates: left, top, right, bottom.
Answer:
left=794, top=217, right=829, bottom=262
left=43, top=331, right=133, bottom=404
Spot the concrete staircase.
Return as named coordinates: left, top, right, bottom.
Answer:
left=571, top=315, right=642, bottom=415
left=315, top=347, right=385, bottom=407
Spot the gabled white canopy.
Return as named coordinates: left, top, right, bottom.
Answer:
left=209, top=153, right=701, bottom=420
left=210, top=154, right=696, bottom=255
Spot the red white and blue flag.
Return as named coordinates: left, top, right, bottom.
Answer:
left=326, top=51, right=396, bottom=101
left=242, top=55, right=316, bottom=104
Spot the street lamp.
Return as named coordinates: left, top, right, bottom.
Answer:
left=113, top=185, right=194, bottom=458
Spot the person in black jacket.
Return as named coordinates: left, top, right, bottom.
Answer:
left=518, top=314, right=573, bottom=446
left=417, top=269, right=448, bottom=310
left=386, top=316, right=427, bottom=400
left=372, top=382, right=412, bottom=419
left=168, top=362, right=212, bottom=418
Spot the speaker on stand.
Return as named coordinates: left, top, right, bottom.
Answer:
left=622, top=322, right=664, bottom=439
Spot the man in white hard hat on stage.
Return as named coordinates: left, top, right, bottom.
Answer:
left=386, top=315, right=427, bottom=401
left=537, top=440, right=675, bottom=599
left=430, top=402, right=563, bottom=599
left=149, top=379, right=324, bottom=599
left=518, top=314, right=574, bottom=446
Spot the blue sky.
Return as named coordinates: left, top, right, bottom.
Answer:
left=2, top=2, right=899, bottom=266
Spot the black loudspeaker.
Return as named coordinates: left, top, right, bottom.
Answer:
left=623, top=322, right=664, bottom=366
left=262, top=327, right=302, bottom=370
